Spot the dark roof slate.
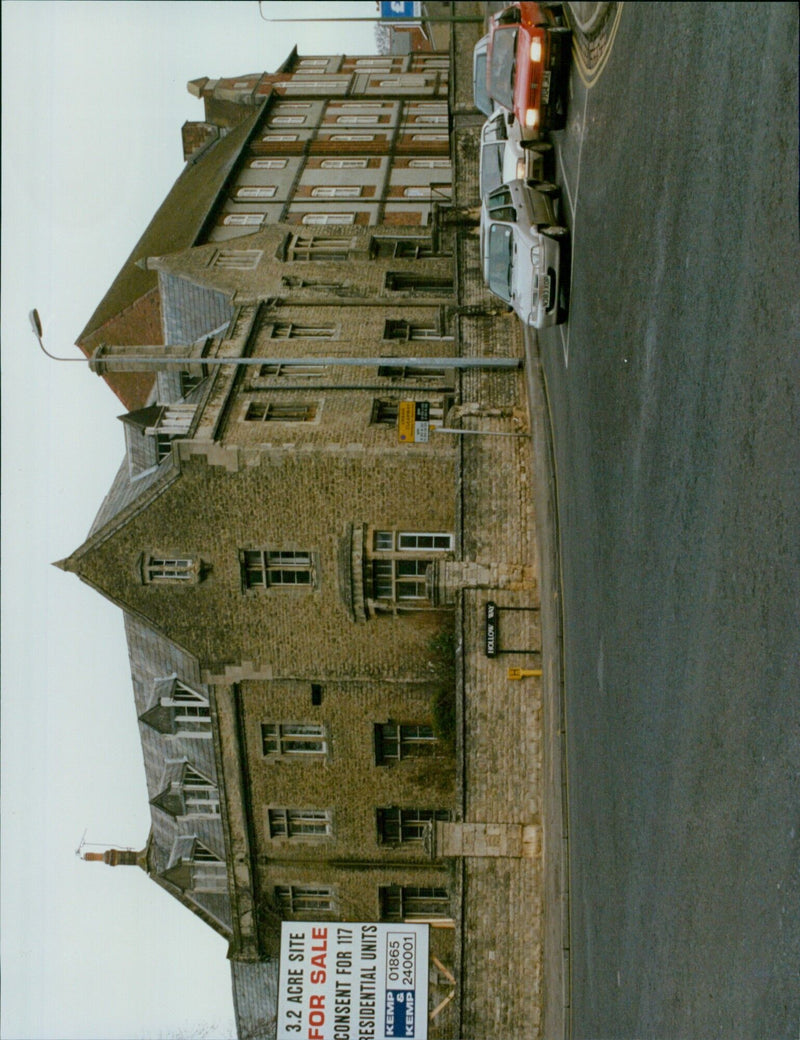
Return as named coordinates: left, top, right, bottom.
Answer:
left=158, top=271, right=233, bottom=345
left=124, top=613, right=233, bottom=938
left=231, top=959, right=279, bottom=1040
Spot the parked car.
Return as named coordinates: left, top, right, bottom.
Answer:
left=486, top=2, right=571, bottom=142
left=479, top=108, right=552, bottom=201
left=472, top=34, right=493, bottom=116
left=480, top=178, right=570, bottom=328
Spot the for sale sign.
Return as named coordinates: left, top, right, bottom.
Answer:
left=277, top=922, right=429, bottom=1040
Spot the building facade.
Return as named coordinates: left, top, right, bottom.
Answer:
left=65, top=9, right=547, bottom=1039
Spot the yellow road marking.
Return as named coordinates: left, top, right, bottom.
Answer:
left=573, top=2, right=625, bottom=89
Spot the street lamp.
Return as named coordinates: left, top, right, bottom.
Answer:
left=28, top=309, right=85, bottom=362
left=29, top=311, right=521, bottom=373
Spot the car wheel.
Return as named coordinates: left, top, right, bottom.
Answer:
left=533, top=181, right=561, bottom=197
left=529, top=139, right=554, bottom=155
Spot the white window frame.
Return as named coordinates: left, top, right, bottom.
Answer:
left=311, top=186, right=361, bottom=198
left=301, top=212, right=356, bottom=225
left=336, top=115, right=380, bottom=125
left=271, top=115, right=305, bottom=126
left=143, top=556, right=195, bottom=583
left=329, top=134, right=375, bottom=142
left=181, top=765, right=221, bottom=818
left=320, top=159, right=368, bottom=169
left=262, top=134, right=298, bottom=142
left=222, top=213, right=264, bottom=226
left=250, top=159, right=288, bottom=170
left=235, top=186, right=277, bottom=199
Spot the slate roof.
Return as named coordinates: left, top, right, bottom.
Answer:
left=125, top=612, right=233, bottom=940
left=231, top=960, right=280, bottom=1040
left=159, top=270, right=233, bottom=346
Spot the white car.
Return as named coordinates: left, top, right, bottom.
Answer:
left=480, top=178, right=570, bottom=328
left=479, top=108, right=552, bottom=201
left=472, top=34, right=493, bottom=116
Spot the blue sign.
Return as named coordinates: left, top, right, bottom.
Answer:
left=380, top=1, right=422, bottom=19
left=385, top=990, right=416, bottom=1037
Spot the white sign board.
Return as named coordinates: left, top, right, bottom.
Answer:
left=277, top=922, right=429, bottom=1040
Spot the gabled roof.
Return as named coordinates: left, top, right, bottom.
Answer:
left=76, top=101, right=266, bottom=409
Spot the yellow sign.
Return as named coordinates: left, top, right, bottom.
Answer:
left=398, top=400, right=430, bottom=443
left=398, top=400, right=417, bottom=442
left=507, top=667, right=542, bottom=680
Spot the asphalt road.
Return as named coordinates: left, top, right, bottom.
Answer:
left=536, top=4, right=800, bottom=1038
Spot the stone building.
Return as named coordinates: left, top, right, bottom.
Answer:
left=77, top=46, right=452, bottom=412
left=64, top=7, right=547, bottom=1038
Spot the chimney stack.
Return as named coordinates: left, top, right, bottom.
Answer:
left=81, top=848, right=145, bottom=868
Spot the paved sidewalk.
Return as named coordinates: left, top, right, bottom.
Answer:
left=523, top=327, right=571, bottom=1040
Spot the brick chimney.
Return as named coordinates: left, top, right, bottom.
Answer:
left=82, top=848, right=145, bottom=868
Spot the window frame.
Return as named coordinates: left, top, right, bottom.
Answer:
left=275, top=885, right=336, bottom=915
left=375, top=723, right=438, bottom=763
left=262, top=722, right=327, bottom=758
left=142, top=555, right=197, bottom=584
left=244, top=401, right=319, bottom=423
left=376, top=808, right=450, bottom=846
left=241, top=549, right=316, bottom=590
left=268, top=808, right=332, bottom=840
left=379, top=885, right=451, bottom=922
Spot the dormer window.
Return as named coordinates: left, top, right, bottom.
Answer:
left=139, top=676, right=211, bottom=738
left=163, top=836, right=227, bottom=893
left=151, top=760, right=220, bottom=819
left=121, top=404, right=196, bottom=477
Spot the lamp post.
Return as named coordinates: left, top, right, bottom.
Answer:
left=29, top=309, right=86, bottom=362
left=29, top=310, right=522, bottom=373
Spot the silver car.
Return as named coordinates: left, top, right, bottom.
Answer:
left=480, top=178, right=570, bottom=328
left=473, top=34, right=493, bottom=116
left=479, top=108, right=552, bottom=201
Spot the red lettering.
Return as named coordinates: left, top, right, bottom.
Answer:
left=311, top=927, right=327, bottom=941
left=308, top=1030, right=323, bottom=1040
left=309, top=1009, right=325, bottom=1026
left=310, top=996, right=325, bottom=1010
left=310, top=969, right=326, bottom=984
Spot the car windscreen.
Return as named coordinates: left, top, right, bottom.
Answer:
left=473, top=49, right=493, bottom=116
left=488, top=28, right=517, bottom=110
left=486, top=224, right=514, bottom=302
left=480, top=142, right=505, bottom=198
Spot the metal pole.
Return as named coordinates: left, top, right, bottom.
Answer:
left=91, top=353, right=521, bottom=371
left=31, top=312, right=522, bottom=372
left=433, top=427, right=530, bottom=437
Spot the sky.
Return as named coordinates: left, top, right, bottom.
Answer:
left=0, top=4, right=379, bottom=1038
